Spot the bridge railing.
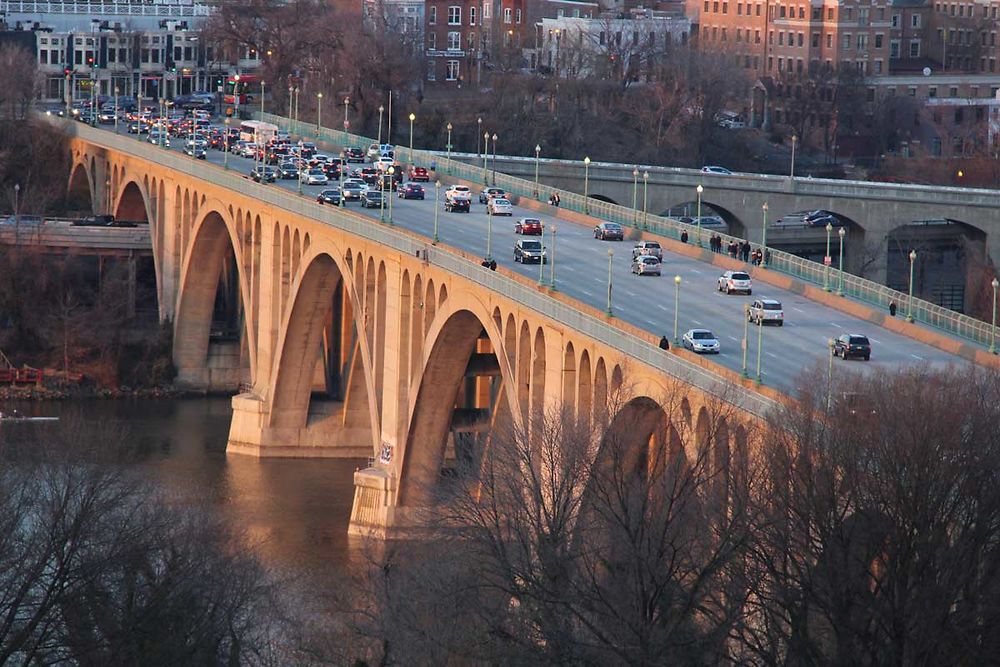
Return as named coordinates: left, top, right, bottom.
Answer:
left=255, top=111, right=997, bottom=351
left=70, top=120, right=780, bottom=419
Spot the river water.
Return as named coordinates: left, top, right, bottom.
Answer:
left=0, top=397, right=366, bottom=581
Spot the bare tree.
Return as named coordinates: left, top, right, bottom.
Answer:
left=739, top=366, right=1000, bottom=666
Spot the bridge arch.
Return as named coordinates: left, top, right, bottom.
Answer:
left=398, top=299, right=519, bottom=508
left=662, top=200, right=747, bottom=239
left=67, top=161, right=94, bottom=213
left=173, top=207, right=253, bottom=390
left=114, top=179, right=151, bottom=223
left=267, top=250, right=377, bottom=450
left=590, top=194, right=619, bottom=206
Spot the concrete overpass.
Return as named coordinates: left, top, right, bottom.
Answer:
left=460, top=153, right=1000, bottom=296
left=65, top=121, right=779, bottom=537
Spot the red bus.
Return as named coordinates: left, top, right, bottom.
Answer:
left=223, top=73, right=259, bottom=106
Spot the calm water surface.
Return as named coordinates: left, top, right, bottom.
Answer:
left=0, top=397, right=366, bottom=580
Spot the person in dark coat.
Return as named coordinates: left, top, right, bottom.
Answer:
left=889, top=300, right=897, bottom=317
left=659, top=335, right=670, bottom=350
left=680, top=230, right=688, bottom=243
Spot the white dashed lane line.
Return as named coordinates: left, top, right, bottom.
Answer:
left=830, top=322, right=842, bottom=328
left=910, top=354, right=925, bottom=360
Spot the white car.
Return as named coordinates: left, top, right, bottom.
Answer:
left=311, top=153, right=331, bottom=164
left=375, top=157, right=395, bottom=172
left=682, top=329, right=721, bottom=354
left=487, top=198, right=513, bottom=216
left=718, top=270, right=752, bottom=295
left=446, top=185, right=471, bottom=199
left=300, top=169, right=329, bottom=185
left=701, top=165, right=733, bottom=175
left=747, top=298, right=784, bottom=325
left=631, top=256, right=662, bottom=276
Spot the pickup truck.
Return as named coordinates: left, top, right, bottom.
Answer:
left=444, top=187, right=471, bottom=213
left=632, top=241, right=662, bottom=260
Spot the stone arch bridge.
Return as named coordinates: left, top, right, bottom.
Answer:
left=67, top=127, right=777, bottom=536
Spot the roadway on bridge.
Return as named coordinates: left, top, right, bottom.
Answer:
left=109, top=128, right=967, bottom=393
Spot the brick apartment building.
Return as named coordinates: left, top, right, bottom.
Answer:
left=424, top=0, right=527, bottom=83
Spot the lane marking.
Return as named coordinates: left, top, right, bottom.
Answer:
left=869, top=337, right=881, bottom=344
left=727, top=335, right=739, bottom=341
left=657, top=305, right=670, bottom=312
left=910, top=354, right=925, bottom=360
left=792, top=307, right=805, bottom=313
left=692, top=319, right=703, bottom=325
left=829, top=322, right=842, bottom=328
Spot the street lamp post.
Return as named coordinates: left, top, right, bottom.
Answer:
left=408, top=112, right=416, bottom=164
left=990, top=277, right=999, bottom=354
left=695, top=184, right=704, bottom=246
left=292, top=87, right=299, bottom=136
left=378, top=104, right=384, bottom=146
left=837, top=227, right=846, bottom=296
left=583, top=156, right=591, bottom=213
left=534, top=145, right=541, bottom=198
left=260, top=80, right=265, bottom=116
left=549, top=225, right=557, bottom=290
left=233, top=73, right=241, bottom=119
left=159, top=98, right=166, bottom=148
left=742, top=304, right=750, bottom=378
left=907, top=249, right=917, bottom=322
left=538, top=234, right=546, bottom=286
left=631, top=168, right=639, bottom=227
left=824, top=222, right=833, bottom=291
left=790, top=134, right=797, bottom=179
left=642, top=172, right=649, bottom=230
left=755, top=315, right=765, bottom=385
left=316, top=92, right=323, bottom=131
left=827, top=338, right=836, bottom=411
left=605, top=249, right=614, bottom=316
left=113, top=86, right=120, bottom=133
left=486, top=199, right=494, bottom=261
left=343, top=96, right=350, bottom=131
left=476, top=117, right=482, bottom=155
left=446, top=122, right=453, bottom=173
left=13, top=183, right=20, bottom=245
left=379, top=175, right=386, bottom=223
left=387, top=167, right=395, bottom=225
left=223, top=117, right=230, bottom=169
left=287, top=85, right=293, bottom=122
left=761, top=202, right=769, bottom=266
left=433, top=181, right=441, bottom=244
left=673, top=275, right=681, bottom=344
left=483, top=131, right=490, bottom=185
left=491, top=133, right=498, bottom=186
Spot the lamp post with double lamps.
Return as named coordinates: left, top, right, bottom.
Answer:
left=343, top=96, right=350, bottom=132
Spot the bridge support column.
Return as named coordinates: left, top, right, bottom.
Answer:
left=348, top=467, right=402, bottom=538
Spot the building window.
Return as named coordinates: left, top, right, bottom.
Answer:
left=446, top=60, right=459, bottom=80
left=723, top=1, right=728, bottom=13
left=909, top=40, right=920, bottom=57
left=446, top=31, right=460, bottom=50
left=756, top=3, right=761, bottom=15
left=738, top=2, right=743, bottom=14
left=929, top=86, right=937, bottom=97
left=874, top=59, right=883, bottom=73
left=875, top=33, right=883, bottom=48
left=890, top=39, right=900, bottom=58
left=516, top=8, right=521, bottom=22
left=911, top=13, right=921, bottom=27
left=857, top=34, right=868, bottom=49
left=779, top=32, right=784, bottom=45
left=842, top=33, right=851, bottom=49
left=469, top=6, right=476, bottom=24
left=798, top=32, right=803, bottom=47
left=428, top=32, right=437, bottom=49
left=755, top=29, right=761, bottom=43
left=427, top=60, right=436, bottom=80
left=448, top=6, right=461, bottom=25
left=503, top=7, right=512, bottom=23
left=812, top=32, right=819, bottom=47
left=827, top=33, right=832, bottom=48
left=429, top=6, right=436, bottom=24
left=950, top=86, right=958, bottom=96
left=483, top=1, right=490, bottom=18
left=891, top=13, right=900, bottom=27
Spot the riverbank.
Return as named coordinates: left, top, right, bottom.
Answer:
left=0, top=384, right=198, bottom=401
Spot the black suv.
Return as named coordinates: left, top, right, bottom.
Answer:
left=833, top=334, right=871, bottom=361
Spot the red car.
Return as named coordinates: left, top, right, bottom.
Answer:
left=515, top=218, right=543, bottom=235
left=409, top=166, right=429, bottom=182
